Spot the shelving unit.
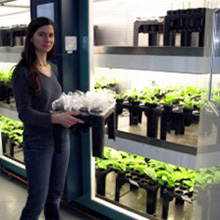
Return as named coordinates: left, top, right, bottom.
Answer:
left=93, top=45, right=220, bottom=170
left=94, top=46, right=215, bottom=73
left=0, top=45, right=215, bottom=170
left=105, top=130, right=220, bottom=170
left=0, top=47, right=21, bottom=121
left=0, top=40, right=25, bottom=173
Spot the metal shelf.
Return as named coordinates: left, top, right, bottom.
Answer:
left=94, top=46, right=215, bottom=74
left=0, top=46, right=23, bottom=62
left=104, top=130, right=220, bottom=170
left=94, top=46, right=207, bottom=56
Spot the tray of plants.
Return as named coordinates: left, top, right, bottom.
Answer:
left=51, top=90, right=116, bottom=157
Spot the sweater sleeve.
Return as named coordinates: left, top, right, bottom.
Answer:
left=13, top=67, right=53, bottom=129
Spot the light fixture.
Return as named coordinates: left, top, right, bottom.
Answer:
left=0, top=0, right=15, bottom=3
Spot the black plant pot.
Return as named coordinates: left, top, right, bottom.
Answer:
left=145, top=103, right=158, bottom=109
left=183, top=108, right=192, bottom=126
left=0, top=82, right=7, bottom=101
left=160, top=107, right=173, bottom=140
left=128, top=98, right=140, bottom=106
left=96, top=168, right=111, bottom=196
left=6, top=84, right=13, bottom=104
left=127, top=172, right=140, bottom=191
left=164, top=105, right=173, bottom=111
left=162, top=186, right=174, bottom=219
left=115, top=172, right=127, bottom=202
left=175, top=189, right=185, bottom=205
left=70, top=108, right=115, bottom=157
left=9, top=139, right=24, bottom=158
left=116, top=98, right=124, bottom=104
left=1, top=132, right=9, bottom=154
left=172, top=111, right=185, bottom=135
left=9, top=138, right=17, bottom=157
left=115, top=103, right=123, bottom=129
left=139, top=179, right=160, bottom=215
left=70, top=122, right=90, bottom=136
left=144, top=107, right=159, bottom=138
left=160, top=184, right=166, bottom=198
left=129, top=105, right=142, bottom=125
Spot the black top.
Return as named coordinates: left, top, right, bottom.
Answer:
left=13, top=63, right=62, bottom=137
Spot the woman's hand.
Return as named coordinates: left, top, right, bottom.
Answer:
left=51, top=111, right=84, bottom=128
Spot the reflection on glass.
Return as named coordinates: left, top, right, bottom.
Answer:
left=193, top=165, right=220, bottom=220
left=209, top=10, right=220, bottom=111
left=92, top=1, right=219, bottom=220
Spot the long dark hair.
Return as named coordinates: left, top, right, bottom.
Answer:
left=13, top=17, right=55, bottom=95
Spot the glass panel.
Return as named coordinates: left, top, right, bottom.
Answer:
left=36, top=3, right=55, bottom=21
left=92, top=0, right=219, bottom=219
left=209, top=10, right=220, bottom=110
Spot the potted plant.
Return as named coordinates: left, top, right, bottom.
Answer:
left=95, top=157, right=118, bottom=196
left=125, top=89, right=141, bottom=105
left=138, top=167, right=160, bottom=215
left=180, top=95, right=194, bottom=110
left=160, top=92, right=183, bottom=110
left=212, top=95, right=220, bottom=110
left=143, top=97, right=159, bottom=108
left=0, top=116, right=24, bottom=156
left=114, top=92, right=126, bottom=104
left=0, top=64, right=14, bottom=102
left=94, top=76, right=117, bottom=91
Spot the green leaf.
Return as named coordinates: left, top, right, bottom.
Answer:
left=143, top=167, right=157, bottom=181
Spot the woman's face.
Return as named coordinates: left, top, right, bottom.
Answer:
left=31, top=24, right=54, bottom=54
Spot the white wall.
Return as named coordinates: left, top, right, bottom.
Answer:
left=0, top=11, right=30, bottom=27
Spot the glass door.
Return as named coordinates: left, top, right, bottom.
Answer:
left=76, top=1, right=220, bottom=220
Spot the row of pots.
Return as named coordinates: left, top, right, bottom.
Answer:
left=1, top=132, right=23, bottom=157
left=0, top=82, right=13, bottom=103
left=116, top=101, right=199, bottom=140
left=96, top=168, right=193, bottom=219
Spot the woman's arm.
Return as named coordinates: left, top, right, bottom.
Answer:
left=51, top=111, right=84, bottom=128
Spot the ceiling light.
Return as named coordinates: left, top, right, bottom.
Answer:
left=0, top=0, right=15, bottom=4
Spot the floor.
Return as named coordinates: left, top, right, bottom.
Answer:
left=0, top=170, right=99, bottom=220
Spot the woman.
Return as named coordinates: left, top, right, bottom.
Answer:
left=12, top=17, right=84, bottom=220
